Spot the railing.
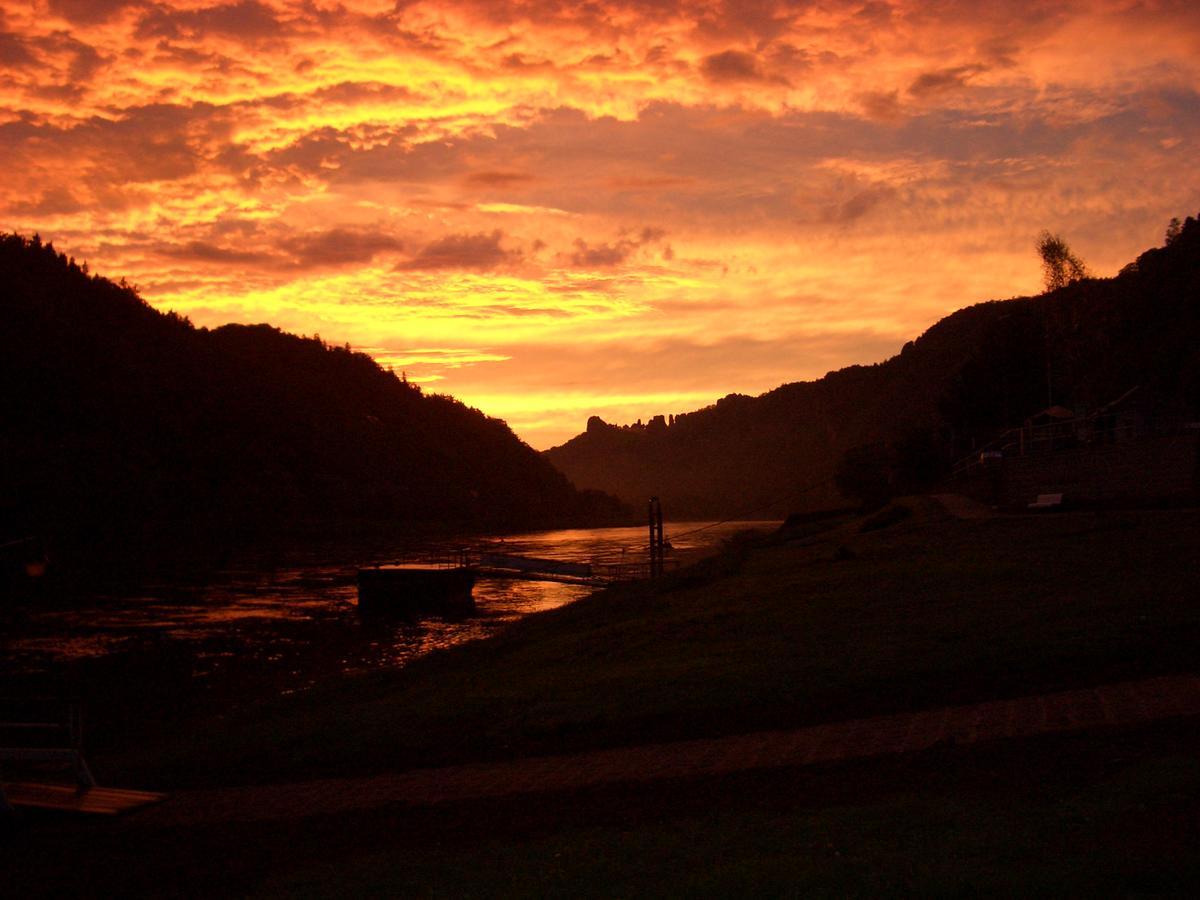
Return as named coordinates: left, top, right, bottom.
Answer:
left=378, top=548, right=474, bottom=569
left=372, top=542, right=691, bottom=585
left=592, top=559, right=679, bottom=582
left=374, top=550, right=680, bottom=584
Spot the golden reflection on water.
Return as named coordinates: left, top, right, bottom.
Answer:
left=5, top=521, right=774, bottom=690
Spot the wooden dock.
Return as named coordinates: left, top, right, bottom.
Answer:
left=362, top=503, right=678, bottom=603
left=363, top=546, right=674, bottom=593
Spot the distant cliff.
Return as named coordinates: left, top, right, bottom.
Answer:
left=0, top=233, right=627, bottom=546
left=546, top=217, right=1200, bottom=517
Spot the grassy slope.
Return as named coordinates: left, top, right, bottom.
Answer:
left=107, top=500, right=1200, bottom=789
left=10, top=500, right=1200, bottom=897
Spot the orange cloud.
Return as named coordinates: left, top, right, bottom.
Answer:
left=1, top=0, right=1198, bottom=447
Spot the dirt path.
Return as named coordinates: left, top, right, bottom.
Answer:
left=132, top=673, right=1200, bottom=827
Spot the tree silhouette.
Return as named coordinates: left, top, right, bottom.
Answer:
left=1036, top=231, right=1088, bottom=292
left=0, top=231, right=630, bottom=548
left=1165, top=217, right=1183, bottom=246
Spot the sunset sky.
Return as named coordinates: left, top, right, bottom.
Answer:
left=3, top=1, right=1198, bottom=448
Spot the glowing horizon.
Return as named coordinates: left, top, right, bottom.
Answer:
left=3, top=1, right=1198, bottom=448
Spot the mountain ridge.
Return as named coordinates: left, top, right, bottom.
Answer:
left=545, top=217, right=1200, bottom=517
left=0, top=233, right=628, bottom=550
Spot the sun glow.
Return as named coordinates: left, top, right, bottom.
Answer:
left=3, top=1, right=1198, bottom=447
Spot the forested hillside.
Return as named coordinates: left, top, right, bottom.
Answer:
left=0, top=234, right=626, bottom=547
left=546, top=217, right=1200, bottom=517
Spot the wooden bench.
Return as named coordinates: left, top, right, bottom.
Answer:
left=1, top=700, right=164, bottom=816
left=1028, top=492, right=1064, bottom=510
left=2, top=781, right=165, bottom=816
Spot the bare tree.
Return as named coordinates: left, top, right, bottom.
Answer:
left=1036, top=231, right=1088, bottom=292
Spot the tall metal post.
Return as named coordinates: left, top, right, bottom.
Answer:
left=648, top=497, right=657, bottom=577
left=655, top=499, right=664, bottom=576
left=648, top=496, right=664, bottom=578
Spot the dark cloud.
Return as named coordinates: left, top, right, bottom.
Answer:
left=150, top=39, right=225, bottom=68
left=49, top=0, right=145, bottom=25
left=32, top=82, right=87, bottom=102
left=157, top=240, right=278, bottom=266
left=501, top=52, right=554, bottom=71
left=569, top=239, right=629, bottom=267
left=260, top=123, right=453, bottom=186
left=313, top=81, right=418, bottom=105
left=403, top=0, right=804, bottom=45
left=35, top=32, right=109, bottom=82
left=908, top=64, right=988, bottom=97
left=0, top=31, right=36, bottom=69
left=694, top=0, right=797, bottom=42
left=465, top=170, right=535, bottom=187
left=854, top=2, right=894, bottom=26
left=700, top=49, right=787, bottom=85
left=643, top=44, right=669, bottom=65
left=208, top=216, right=263, bottom=238
left=256, top=126, right=346, bottom=172
left=6, top=186, right=86, bottom=216
left=767, top=41, right=815, bottom=73
left=821, top=185, right=897, bottom=224
left=399, top=230, right=517, bottom=271
left=857, top=89, right=902, bottom=121
left=52, top=91, right=1176, bottom=238
left=977, top=36, right=1021, bottom=68
left=0, top=30, right=104, bottom=84
left=568, top=227, right=667, bottom=268
left=153, top=226, right=405, bottom=271
left=0, top=102, right=229, bottom=186
left=280, top=228, right=404, bottom=267
left=135, top=0, right=286, bottom=43
left=235, top=98, right=1137, bottom=228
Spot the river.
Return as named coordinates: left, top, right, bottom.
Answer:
left=3, top=521, right=776, bottom=702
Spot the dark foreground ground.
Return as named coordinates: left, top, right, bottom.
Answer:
left=5, top=499, right=1200, bottom=895
left=7, top=716, right=1200, bottom=896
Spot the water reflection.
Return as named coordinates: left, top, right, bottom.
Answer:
left=4, top=521, right=773, bottom=693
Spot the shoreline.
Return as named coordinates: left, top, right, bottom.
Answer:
left=91, top=500, right=1200, bottom=788
left=4, top=520, right=776, bottom=756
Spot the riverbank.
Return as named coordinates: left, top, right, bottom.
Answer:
left=97, top=499, right=1199, bottom=787
left=7, top=498, right=1200, bottom=894
left=2, top=520, right=765, bottom=761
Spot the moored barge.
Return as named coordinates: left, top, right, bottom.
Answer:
left=356, top=563, right=477, bottom=616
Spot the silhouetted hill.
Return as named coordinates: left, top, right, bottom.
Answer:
left=0, top=233, right=627, bottom=548
left=546, top=216, right=1200, bottom=517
